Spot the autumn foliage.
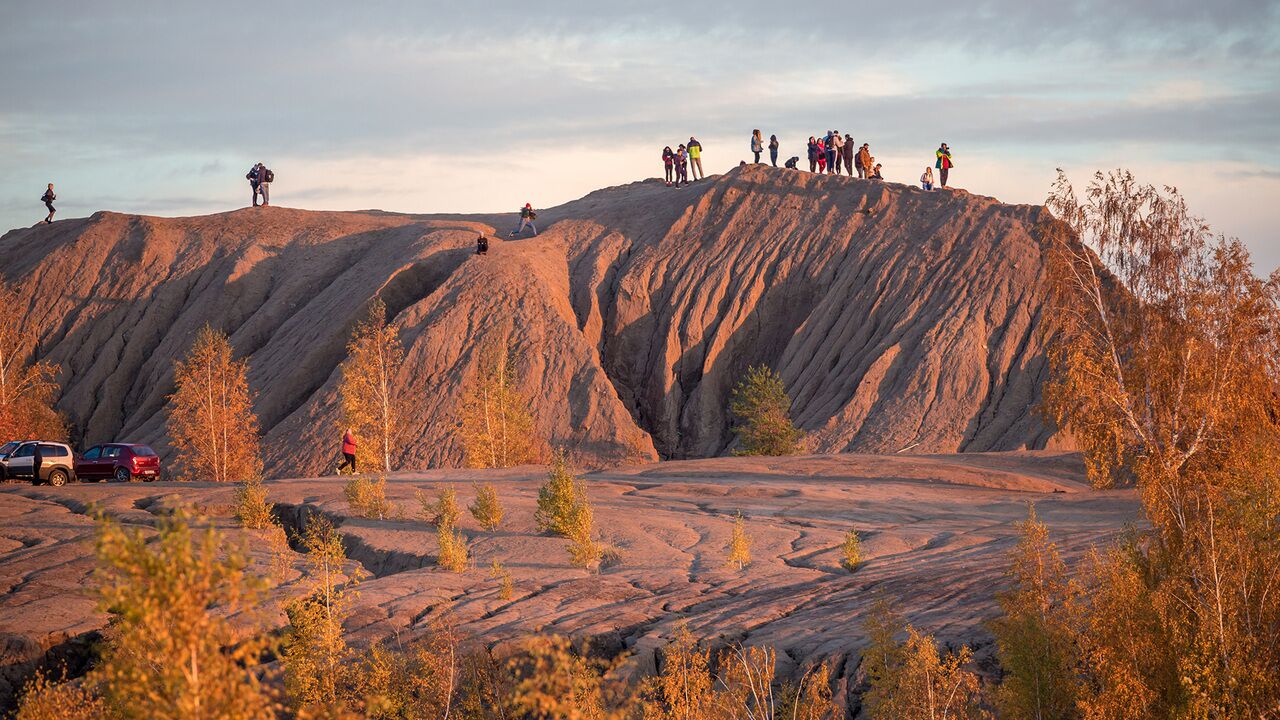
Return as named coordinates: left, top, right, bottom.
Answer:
left=458, top=338, right=544, bottom=468
left=167, top=325, right=261, bottom=482
left=0, top=283, right=66, bottom=441
left=339, top=299, right=405, bottom=473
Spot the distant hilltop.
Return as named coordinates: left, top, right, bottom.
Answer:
left=0, top=164, right=1065, bottom=476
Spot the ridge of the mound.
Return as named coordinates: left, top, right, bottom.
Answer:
left=2, top=165, right=1066, bottom=474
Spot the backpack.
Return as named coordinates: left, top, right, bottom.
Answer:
left=263, top=168, right=275, bottom=183
left=529, top=211, right=537, bottom=220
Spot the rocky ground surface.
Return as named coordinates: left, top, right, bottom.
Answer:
left=0, top=451, right=1138, bottom=713
left=2, top=165, right=1066, bottom=476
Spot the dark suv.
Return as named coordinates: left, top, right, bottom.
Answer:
left=75, top=443, right=161, bottom=482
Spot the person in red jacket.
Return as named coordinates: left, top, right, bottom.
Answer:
left=337, top=428, right=357, bottom=474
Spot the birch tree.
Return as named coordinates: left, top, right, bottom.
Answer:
left=339, top=298, right=404, bottom=473
left=0, top=283, right=66, bottom=441
left=167, top=325, right=260, bottom=482
left=458, top=338, right=543, bottom=468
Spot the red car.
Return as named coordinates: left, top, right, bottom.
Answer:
left=75, top=443, right=161, bottom=482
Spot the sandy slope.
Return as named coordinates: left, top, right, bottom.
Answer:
left=0, top=452, right=1137, bottom=713
left=1, top=166, right=1064, bottom=477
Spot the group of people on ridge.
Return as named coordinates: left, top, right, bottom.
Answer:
left=245, top=162, right=274, bottom=207
left=661, top=137, right=705, bottom=188
left=746, top=131, right=955, bottom=189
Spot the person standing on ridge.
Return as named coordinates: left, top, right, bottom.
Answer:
left=921, top=167, right=935, bottom=191
left=675, top=144, right=689, bottom=187
left=247, top=162, right=272, bottom=206
left=816, top=138, right=827, bottom=173
left=40, top=184, right=56, bottom=224
left=768, top=134, right=780, bottom=167
left=936, top=143, right=954, bottom=187
left=830, top=132, right=845, bottom=175
left=662, top=146, right=675, bottom=186
left=688, top=137, right=704, bottom=180
left=807, top=136, right=820, bottom=172
left=511, top=203, right=538, bottom=236
left=751, top=130, right=763, bottom=163
left=842, top=134, right=855, bottom=175
left=337, top=428, right=357, bottom=474
left=857, top=144, right=872, bottom=179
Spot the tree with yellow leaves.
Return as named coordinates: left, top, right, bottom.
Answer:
left=458, top=338, right=544, bottom=468
left=725, top=512, right=752, bottom=570
left=0, top=283, right=66, bottom=442
left=167, top=325, right=261, bottom=482
left=861, top=601, right=986, bottom=720
left=339, top=298, right=405, bottom=473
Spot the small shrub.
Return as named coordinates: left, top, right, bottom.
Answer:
left=345, top=474, right=391, bottom=519
left=567, top=522, right=602, bottom=572
left=419, top=484, right=461, bottom=527
left=725, top=511, right=752, bottom=570
left=840, top=529, right=863, bottom=572
left=234, top=477, right=274, bottom=529
left=14, top=669, right=104, bottom=720
left=490, top=561, right=514, bottom=600
left=469, top=482, right=504, bottom=531
left=437, top=521, right=469, bottom=573
left=536, top=449, right=589, bottom=537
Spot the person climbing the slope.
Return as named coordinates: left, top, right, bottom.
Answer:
left=476, top=233, right=489, bottom=255
left=807, top=136, right=820, bottom=172
left=337, top=428, right=357, bottom=474
left=662, top=146, right=675, bottom=186
left=769, top=134, right=780, bottom=167
left=511, top=203, right=538, bottom=236
left=842, top=134, right=855, bottom=175
left=921, top=167, right=935, bottom=191
left=936, top=143, right=954, bottom=187
left=688, top=137, right=704, bottom=180
left=40, top=184, right=56, bottom=224
left=751, top=130, right=764, bottom=163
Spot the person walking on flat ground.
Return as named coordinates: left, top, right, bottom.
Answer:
left=662, top=146, right=675, bottom=186
left=842, top=134, right=855, bottom=175
left=511, top=203, right=538, bottom=236
left=688, top=137, right=704, bottom=180
left=936, top=143, right=954, bottom=187
left=921, top=167, right=935, bottom=190
left=769, top=134, right=779, bottom=167
left=751, top=130, right=764, bottom=163
left=337, top=428, right=357, bottom=474
left=40, top=184, right=56, bottom=224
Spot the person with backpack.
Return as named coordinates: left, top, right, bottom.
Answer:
left=662, top=146, right=675, bottom=186
left=40, top=184, right=56, bottom=224
left=768, top=134, right=780, bottom=167
left=857, top=144, right=872, bottom=179
left=247, top=162, right=273, bottom=206
left=688, top=137, right=704, bottom=180
left=675, top=144, right=689, bottom=187
left=337, top=428, right=357, bottom=474
left=751, top=130, right=763, bottom=163
left=936, top=143, right=954, bottom=187
left=511, top=203, right=538, bottom=236
left=829, top=132, right=844, bottom=175
left=807, top=136, right=820, bottom=172
left=842, top=134, right=855, bottom=175
left=921, top=167, right=935, bottom=191
left=476, top=233, right=489, bottom=255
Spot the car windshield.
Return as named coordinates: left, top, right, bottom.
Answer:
left=133, top=446, right=157, bottom=457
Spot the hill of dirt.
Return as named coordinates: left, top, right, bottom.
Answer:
left=0, top=166, right=1064, bottom=476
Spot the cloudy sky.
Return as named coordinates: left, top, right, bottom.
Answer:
left=3, top=1, right=1278, bottom=269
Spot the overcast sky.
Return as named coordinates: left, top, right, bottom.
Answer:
left=3, top=1, right=1278, bottom=269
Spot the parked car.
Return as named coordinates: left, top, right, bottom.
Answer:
left=1, top=441, right=77, bottom=486
left=75, top=443, right=161, bottom=482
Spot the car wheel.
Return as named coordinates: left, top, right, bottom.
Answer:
left=48, top=469, right=68, bottom=487
left=114, top=467, right=131, bottom=483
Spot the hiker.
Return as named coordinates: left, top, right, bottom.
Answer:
left=842, top=134, right=855, bottom=175
left=476, top=233, right=489, bottom=255
left=662, top=146, right=675, bottom=186
left=784, top=156, right=799, bottom=169
left=675, top=145, right=690, bottom=187
left=337, top=428, right=357, bottom=474
left=871, top=163, right=884, bottom=180
left=247, top=162, right=272, bottom=206
left=768, top=134, right=780, bottom=167
left=688, top=137, right=704, bottom=180
left=511, top=203, right=538, bottom=236
left=936, top=143, right=954, bottom=187
left=751, top=130, right=764, bottom=163
left=807, top=137, right=820, bottom=172
left=829, top=132, right=844, bottom=175
left=857, top=145, right=872, bottom=179
left=816, top=138, right=827, bottom=173
left=40, top=184, right=55, bottom=224
left=921, top=167, right=935, bottom=191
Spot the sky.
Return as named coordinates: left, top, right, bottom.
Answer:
left=2, top=1, right=1278, bottom=270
